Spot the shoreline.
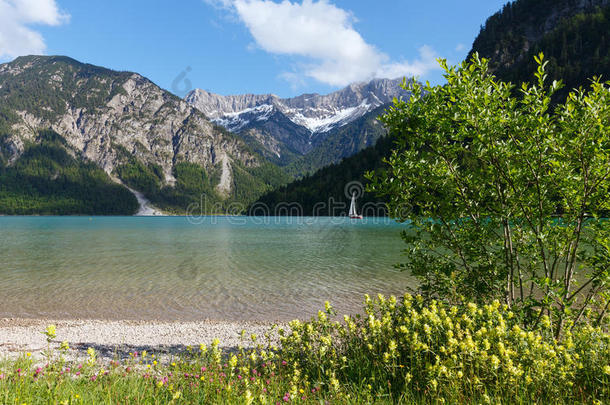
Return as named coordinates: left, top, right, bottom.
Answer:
left=0, top=318, right=280, bottom=362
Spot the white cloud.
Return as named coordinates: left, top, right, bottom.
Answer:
left=0, top=0, right=69, bottom=60
left=455, top=43, right=466, bottom=52
left=207, top=0, right=441, bottom=86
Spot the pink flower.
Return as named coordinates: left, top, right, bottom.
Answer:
left=201, top=366, right=207, bottom=372
left=282, top=360, right=287, bottom=366
left=237, top=375, right=242, bottom=380
left=90, top=375, right=97, bottom=382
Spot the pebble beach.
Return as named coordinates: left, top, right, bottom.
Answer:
left=0, top=318, right=278, bottom=362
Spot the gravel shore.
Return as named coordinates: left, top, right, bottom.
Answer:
left=0, top=318, right=279, bottom=362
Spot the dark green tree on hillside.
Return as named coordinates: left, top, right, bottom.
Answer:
left=369, top=54, right=610, bottom=336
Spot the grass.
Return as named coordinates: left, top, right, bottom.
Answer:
left=0, top=295, right=608, bottom=404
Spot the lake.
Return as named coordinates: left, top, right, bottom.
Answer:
left=0, top=216, right=414, bottom=322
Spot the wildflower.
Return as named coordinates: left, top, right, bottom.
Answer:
left=245, top=390, right=253, bottom=405
left=60, top=341, right=70, bottom=351
left=44, top=324, right=57, bottom=341
left=26, top=352, right=31, bottom=357
left=604, top=365, right=610, bottom=375
left=490, top=355, right=500, bottom=369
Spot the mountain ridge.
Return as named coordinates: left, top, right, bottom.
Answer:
left=0, top=55, right=285, bottom=214
left=185, top=78, right=409, bottom=171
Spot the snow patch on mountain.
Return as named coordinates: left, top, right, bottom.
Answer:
left=214, top=104, right=274, bottom=132
left=287, top=99, right=371, bottom=134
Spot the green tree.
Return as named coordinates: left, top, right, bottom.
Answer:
left=369, top=54, right=610, bottom=337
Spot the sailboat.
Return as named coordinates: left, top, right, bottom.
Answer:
left=349, top=192, right=363, bottom=219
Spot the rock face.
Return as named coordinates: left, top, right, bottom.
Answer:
left=185, top=78, right=410, bottom=165
left=0, top=55, right=257, bottom=190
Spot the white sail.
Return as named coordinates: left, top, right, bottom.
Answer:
left=349, top=193, right=357, bottom=217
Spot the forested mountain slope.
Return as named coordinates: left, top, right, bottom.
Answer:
left=470, top=0, right=610, bottom=97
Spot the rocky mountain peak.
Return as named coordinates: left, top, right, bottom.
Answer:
left=185, top=77, right=409, bottom=134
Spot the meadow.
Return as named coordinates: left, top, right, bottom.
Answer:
left=1, top=294, right=608, bottom=404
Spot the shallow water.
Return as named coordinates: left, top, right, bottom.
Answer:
left=0, top=216, right=414, bottom=321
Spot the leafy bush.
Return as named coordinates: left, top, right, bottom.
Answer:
left=369, top=54, right=610, bottom=336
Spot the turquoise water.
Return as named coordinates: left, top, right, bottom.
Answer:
left=0, top=216, right=414, bottom=321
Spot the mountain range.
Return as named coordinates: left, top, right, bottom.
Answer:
left=0, top=55, right=285, bottom=214
left=0, top=55, right=407, bottom=215
left=185, top=79, right=409, bottom=172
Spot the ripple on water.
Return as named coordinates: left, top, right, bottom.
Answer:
left=0, top=217, right=415, bottom=321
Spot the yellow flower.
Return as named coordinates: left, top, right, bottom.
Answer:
left=604, top=365, right=610, bottom=375
left=44, top=324, right=57, bottom=340
left=26, top=352, right=31, bottom=357
left=245, top=390, right=253, bottom=405
left=490, top=355, right=500, bottom=369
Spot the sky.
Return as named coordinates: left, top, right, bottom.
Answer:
left=0, top=0, right=509, bottom=98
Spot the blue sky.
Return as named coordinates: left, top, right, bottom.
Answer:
left=0, top=0, right=508, bottom=98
